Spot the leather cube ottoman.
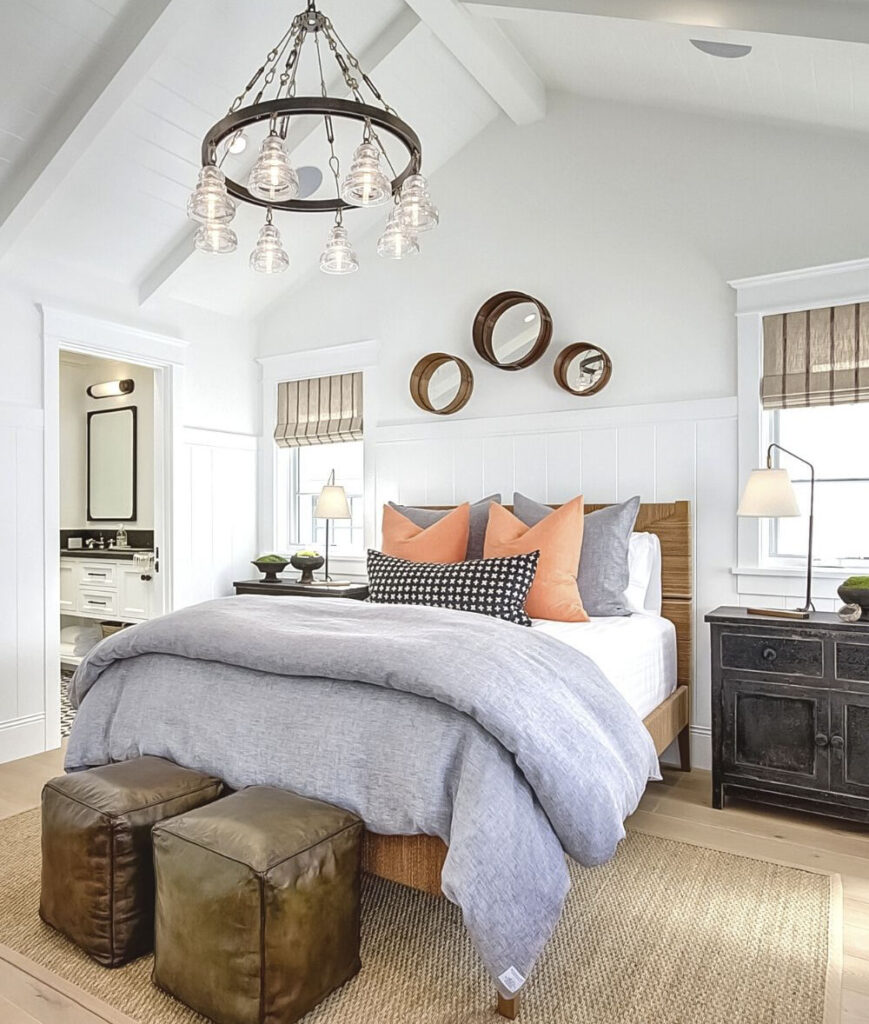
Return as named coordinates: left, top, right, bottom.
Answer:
left=40, top=756, right=223, bottom=966
left=153, top=786, right=362, bottom=1024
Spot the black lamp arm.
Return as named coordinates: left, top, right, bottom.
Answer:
left=766, top=443, right=815, bottom=613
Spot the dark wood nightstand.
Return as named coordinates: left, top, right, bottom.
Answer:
left=706, top=606, right=869, bottom=824
left=233, top=579, right=369, bottom=600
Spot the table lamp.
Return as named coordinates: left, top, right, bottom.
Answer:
left=737, top=443, right=815, bottom=619
left=314, top=469, right=351, bottom=583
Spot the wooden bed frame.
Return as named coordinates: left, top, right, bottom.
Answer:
left=361, top=500, right=693, bottom=1019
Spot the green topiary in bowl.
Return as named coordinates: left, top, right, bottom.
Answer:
left=252, top=553, right=290, bottom=581
left=838, top=577, right=869, bottom=621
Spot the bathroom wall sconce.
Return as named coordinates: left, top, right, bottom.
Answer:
left=87, top=379, right=135, bottom=399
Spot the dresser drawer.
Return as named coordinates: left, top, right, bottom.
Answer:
left=720, top=632, right=823, bottom=678
left=78, top=563, right=116, bottom=587
left=78, top=589, right=118, bottom=616
left=836, top=641, right=869, bottom=683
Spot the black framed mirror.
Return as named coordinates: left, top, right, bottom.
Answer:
left=87, top=406, right=137, bottom=521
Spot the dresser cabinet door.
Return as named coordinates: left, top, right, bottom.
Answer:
left=722, top=678, right=830, bottom=790
left=118, top=567, right=152, bottom=621
left=829, top=692, right=869, bottom=798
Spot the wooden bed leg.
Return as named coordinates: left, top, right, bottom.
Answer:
left=677, top=724, right=691, bottom=772
left=497, top=992, right=520, bottom=1019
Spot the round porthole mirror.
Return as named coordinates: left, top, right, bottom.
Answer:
left=554, top=343, right=612, bottom=396
left=410, top=353, right=474, bottom=415
left=473, top=291, right=552, bottom=370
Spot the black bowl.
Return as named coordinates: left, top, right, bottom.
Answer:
left=290, top=553, right=325, bottom=584
left=838, top=584, right=869, bottom=621
left=252, top=559, right=289, bottom=582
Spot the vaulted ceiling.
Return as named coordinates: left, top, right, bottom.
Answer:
left=3, top=0, right=869, bottom=319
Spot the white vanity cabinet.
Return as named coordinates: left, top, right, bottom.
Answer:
left=60, top=556, right=154, bottom=623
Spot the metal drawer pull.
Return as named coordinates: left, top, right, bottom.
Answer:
left=87, top=572, right=107, bottom=577
left=831, top=735, right=845, bottom=749
left=815, top=733, right=829, bottom=748
left=88, top=599, right=108, bottom=606
left=761, top=647, right=777, bottom=661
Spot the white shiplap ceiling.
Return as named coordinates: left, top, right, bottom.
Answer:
left=4, top=0, right=869, bottom=317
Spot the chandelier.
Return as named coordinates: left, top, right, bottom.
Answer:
left=187, top=0, right=439, bottom=275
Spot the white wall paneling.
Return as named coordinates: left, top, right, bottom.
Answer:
left=374, top=396, right=739, bottom=771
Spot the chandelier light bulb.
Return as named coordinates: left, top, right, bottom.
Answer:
left=319, top=222, right=359, bottom=275
left=376, top=206, right=419, bottom=259
left=227, top=130, right=248, bottom=155
left=248, top=134, right=300, bottom=203
left=398, top=173, right=439, bottom=232
left=250, top=213, right=290, bottom=274
left=187, top=166, right=236, bottom=224
left=194, top=222, right=238, bottom=254
left=340, top=141, right=392, bottom=207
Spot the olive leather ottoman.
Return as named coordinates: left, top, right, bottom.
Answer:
left=40, top=756, right=223, bottom=967
left=153, top=786, right=363, bottom=1024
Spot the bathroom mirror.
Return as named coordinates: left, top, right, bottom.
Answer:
left=410, top=353, right=473, bottom=415
left=87, top=407, right=137, bottom=521
left=553, top=343, right=612, bottom=396
left=473, top=291, right=552, bottom=370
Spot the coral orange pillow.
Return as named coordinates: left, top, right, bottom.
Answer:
left=484, top=497, right=588, bottom=622
left=381, top=502, right=470, bottom=564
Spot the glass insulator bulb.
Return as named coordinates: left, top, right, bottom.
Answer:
left=249, top=215, right=290, bottom=274
left=194, top=222, right=237, bottom=254
left=248, top=135, right=300, bottom=203
left=340, top=141, right=392, bottom=207
left=187, top=166, right=236, bottom=224
left=398, top=173, right=439, bottom=232
left=319, top=222, right=359, bottom=275
left=376, top=206, right=419, bottom=259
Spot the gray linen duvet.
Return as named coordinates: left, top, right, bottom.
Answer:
left=67, top=595, right=660, bottom=997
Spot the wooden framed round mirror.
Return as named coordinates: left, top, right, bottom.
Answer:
left=472, top=291, right=552, bottom=371
left=410, top=353, right=474, bottom=415
left=553, top=343, right=612, bottom=396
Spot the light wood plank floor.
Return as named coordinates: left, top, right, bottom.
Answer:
left=0, top=750, right=867, bottom=1023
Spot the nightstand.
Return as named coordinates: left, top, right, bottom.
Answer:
left=706, top=606, right=869, bottom=824
left=233, top=579, right=369, bottom=600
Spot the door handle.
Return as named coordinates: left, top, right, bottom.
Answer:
left=830, top=735, right=845, bottom=749
left=815, top=733, right=829, bottom=748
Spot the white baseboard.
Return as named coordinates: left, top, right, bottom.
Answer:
left=0, top=714, right=47, bottom=765
left=659, top=724, right=711, bottom=773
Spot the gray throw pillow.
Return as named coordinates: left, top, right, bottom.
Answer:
left=388, top=495, right=501, bottom=561
left=512, top=493, right=641, bottom=617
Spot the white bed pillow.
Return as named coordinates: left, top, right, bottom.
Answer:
left=624, top=532, right=662, bottom=615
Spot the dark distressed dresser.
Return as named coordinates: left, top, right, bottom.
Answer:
left=706, top=606, right=869, bottom=823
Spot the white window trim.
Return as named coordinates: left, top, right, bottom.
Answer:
left=731, top=257, right=869, bottom=574
left=257, top=340, right=379, bottom=579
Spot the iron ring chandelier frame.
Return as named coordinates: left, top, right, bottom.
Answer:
left=201, top=98, right=422, bottom=215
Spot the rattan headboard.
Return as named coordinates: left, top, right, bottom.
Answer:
left=420, top=500, right=693, bottom=689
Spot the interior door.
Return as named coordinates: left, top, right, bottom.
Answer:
left=722, top=677, right=830, bottom=790
left=830, top=692, right=869, bottom=799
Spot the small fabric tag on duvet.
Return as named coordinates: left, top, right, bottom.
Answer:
left=498, top=966, right=526, bottom=994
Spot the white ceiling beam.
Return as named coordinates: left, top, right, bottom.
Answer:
left=138, top=9, right=423, bottom=307
left=402, top=0, right=545, bottom=124
left=464, top=0, right=869, bottom=47
left=0, top=0, right=193, bottom=261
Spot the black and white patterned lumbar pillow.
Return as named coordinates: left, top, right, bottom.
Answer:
left=366, top=549, right=539, bottom=626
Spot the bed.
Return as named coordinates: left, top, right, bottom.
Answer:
left=67, top=500, right=692, bottom=1020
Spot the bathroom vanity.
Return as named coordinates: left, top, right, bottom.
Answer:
left=60, top=552, right=155, bottom=622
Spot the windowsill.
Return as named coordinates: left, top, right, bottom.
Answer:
left=733, top=565, right=861, bottom=579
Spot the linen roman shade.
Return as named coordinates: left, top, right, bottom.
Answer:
left=274, top=372, right=363, bottom=448
left=761, top=303, right=869, bottom=409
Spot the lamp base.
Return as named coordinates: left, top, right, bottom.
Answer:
left=746, top=606, right=811, bottom=620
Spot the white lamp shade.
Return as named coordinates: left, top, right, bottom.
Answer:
left=315, top=484, right=351, bottom=520
left=737, top=468, right=801, bottom=518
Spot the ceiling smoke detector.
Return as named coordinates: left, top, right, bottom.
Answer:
left=690, top=39, right=753, bottom=59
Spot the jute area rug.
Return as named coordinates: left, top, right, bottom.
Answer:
left=0, top=809, right=841, bottom=1024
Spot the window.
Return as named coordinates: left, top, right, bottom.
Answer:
left=277, top=441, right=364, bottom=556
left=767, top=404, right=869, bottom=565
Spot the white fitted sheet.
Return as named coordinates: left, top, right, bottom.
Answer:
left=531, top=613, right=677, bottom=721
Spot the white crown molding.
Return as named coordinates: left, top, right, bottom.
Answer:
left=729, top=258, right=869, bottom=316
left=42, top=307, right=188, bottom=366
left=257, top=339, right=380, bottom=384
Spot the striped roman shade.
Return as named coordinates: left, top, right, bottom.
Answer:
left=274, top=372, right=363, bottom=448
left=762, top=303, right=869, bottom=409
